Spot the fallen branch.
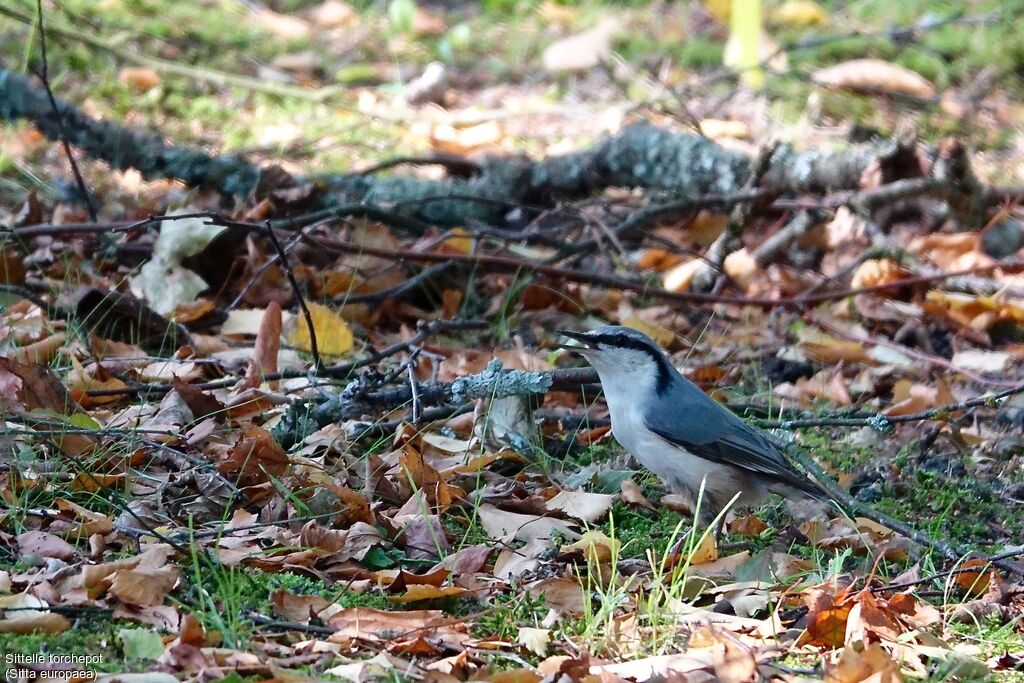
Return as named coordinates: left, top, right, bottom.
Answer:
left=762, top=382, right=1024, bottom=431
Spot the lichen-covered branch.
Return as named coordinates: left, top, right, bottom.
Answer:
left=1, top=62, right=926, bottom=229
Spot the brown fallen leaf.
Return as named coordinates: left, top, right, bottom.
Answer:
left=271, top=589, right=329, bottom=622
left=251, top=300, right=282, bottom=390
left=110, top=566, right=180, bottom=606
left=544, top=490, right=614, bottom=523
left=954, top=558, right=997, bottom=597
left=619, top=478, right=655, bottom=510
left=812, top=59, right=935, bottom=98
left=528, top=577, right=586, bottom=615
left=119, top=67, right=161, bottom=92
left=327, top=607, right=461, bottom=642
left=728, top=515, right=768, bottom=537
left=477, top=504, right=578, bottom=543
left=561, top=530, right=620, bottom=565
left=218, top=425, right=290, bottom=487
left=17, top=530, right=78, bottom=561
left=0, top=612, right=70, bottom=634
left=541, top=17, right=619, bottom=72
left=286, top=301, right=353, bottom=356
left=825, top=640, right=903, bottom=683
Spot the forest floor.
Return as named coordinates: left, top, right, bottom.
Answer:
left=0, top=0, right=1023, bottom=681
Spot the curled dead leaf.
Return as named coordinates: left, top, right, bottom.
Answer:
left=812, top=59, right=935, bottom=99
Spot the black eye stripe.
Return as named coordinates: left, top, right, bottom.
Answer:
left=589, top=333, right=659, bottom=354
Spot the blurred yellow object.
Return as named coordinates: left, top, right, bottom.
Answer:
left=724, top=0, right=764, bottom=87
left=772, top=0, right=827, bottom=27
left=704, top=0, right=731, bottom=23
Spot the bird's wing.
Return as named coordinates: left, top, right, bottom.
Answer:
left=643, top=382, right=824, bottom=497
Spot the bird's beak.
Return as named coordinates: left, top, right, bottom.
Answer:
left=557, top=329, right=595, bottom=351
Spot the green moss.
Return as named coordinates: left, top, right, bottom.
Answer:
left=0, top=615, right=134, bottom=673
left=471, top=590, right=549, bottom=640
left=605, top=503, right=683, bottom=559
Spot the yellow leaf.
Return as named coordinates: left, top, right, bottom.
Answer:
left=287, top=301, right=353, bottom=356
left=687, top=532, right=718, bottom=565
left=561, top=530, right=620, bottom=564
left=772, top=0, right=827, bottom=27
left=704, top=0, right=731, bottom=23
left=442, top=227, right=474, bottom=254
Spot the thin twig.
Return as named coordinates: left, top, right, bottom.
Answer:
left=871, top=546, right=1024, bottom=593
left=765, top=382, right=1024, bottom=431
left=33, top=0, right=96, bottom=221
left=264, top=219, right=320, bottom=372
left=84, top=318, right=486, bottom=397
left=784, top=445, right=974, bottom=563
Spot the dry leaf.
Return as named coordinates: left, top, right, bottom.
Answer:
left=287, top=301, right=353, bottom=356
left=954, top=559, right=996, bottom=597
left=218, top=425, right=290, bottom=487
left=812, top=59, right=935, bottom=99
left=391, top=585, right=468, bottom=603
left=477, top=505, right=578, bottom=543
left=772, top=0, right=828, bottom=27
left=825, top=640, right=903, bottom=683
left=119, top=67, right=161, bottom=93
left=687, top=533, right=718, bottom=565
left=110, top=567, right=179, bottom=606
left=308, top=0, right=356, bottom=27
left=850, top=259, right=907, bottom=289
left=541, top=18, right=619, bottom=72
left=545, top=490, right=614, bottom=523
left=253, top=300, right=282, bottom=387
left=728, top=515, right=768, bottom=537
left=0, top=612, right=70, bottom=634
left=621, top=316, right=675, bottom=348
left=561, top=530, right=621, bottom=564
left=619, top=478, right=655, bottom=510
left=430, top=122, right=503, bottom=154
left=517, top=627, right=551, bottom=656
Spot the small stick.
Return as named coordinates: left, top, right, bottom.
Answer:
left=407, top=349, right=422, bottom=423
left=264, top=221, right=321, bottom=372
left=33, top=0, right=97, bottom=221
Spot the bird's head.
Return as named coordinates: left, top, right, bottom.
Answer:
left=558, top=325, right=674, bottom=393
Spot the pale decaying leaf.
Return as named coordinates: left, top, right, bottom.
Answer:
left=850, top=258, right=907, bottom=290
left=544, top=490, right=614, bottom=523
left=477, top=504, right=578, bottom=543
left=118, top=67, right=161, bottom=93
left=517, top=627, right=551, bottom=656
left=924, top=290, right=1024, bottom=332
left=129, top=214, right=226, bottom=315
left=662, top=258, right=706, bottom=293
left=812, top=59, right=935, bottom=99
left=950, top=349, right=1012, bottom=375
left=541, top=17, right=620, bottom=73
